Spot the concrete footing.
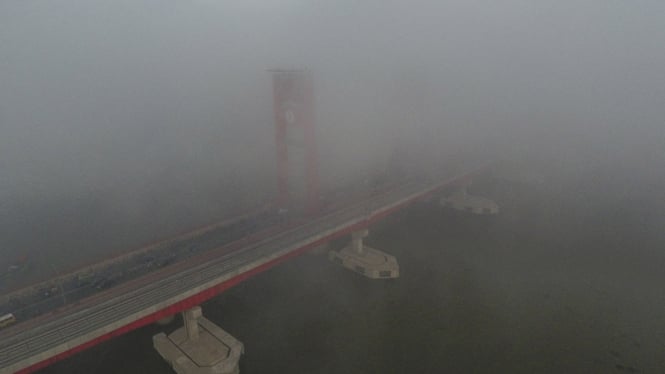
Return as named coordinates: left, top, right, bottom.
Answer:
left=153, top=307, right=244, bottom=374
left=328, top=229, right=399, bottom=279
left=440, top=189, right=499, bottom=215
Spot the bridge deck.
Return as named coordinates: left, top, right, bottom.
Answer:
left=0, top=166, right=484, bottom=374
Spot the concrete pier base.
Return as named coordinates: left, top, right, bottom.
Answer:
left=440, top=188, right=499, bottom=215
left=153, top=307, right=244, bottom=374
left=328, top=229, right=399, bottom=279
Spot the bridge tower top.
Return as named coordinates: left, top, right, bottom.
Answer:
left=271, top=69, right=320, bottom=215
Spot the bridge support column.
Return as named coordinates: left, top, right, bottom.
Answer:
left=440, top=187, right=499, bottom=215
left=183, top=307, right=201, bottom=341
left=328, top=229, right=399, bottom=279
left=153, top=306, right=244, bottom=374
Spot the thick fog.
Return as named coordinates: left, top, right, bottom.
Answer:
left=1, top=1, right=665, bottom=269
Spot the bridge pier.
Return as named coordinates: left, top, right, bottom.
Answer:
left=440, top=187, right=499, bottom=215
left=153, top=306, right=244, bottom=374
left=328, top=229, right=399, bottom=279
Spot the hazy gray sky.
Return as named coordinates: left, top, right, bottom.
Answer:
left=1, top=1, right=665, bottom=256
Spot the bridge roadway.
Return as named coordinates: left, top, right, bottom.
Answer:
left=0, top=166, right=484, bottom=374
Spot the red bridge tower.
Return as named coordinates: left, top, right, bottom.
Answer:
left=271, top=70, right=320, bottom=215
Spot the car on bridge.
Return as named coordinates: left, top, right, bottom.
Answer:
left=0, top=313, right=16, bottom=329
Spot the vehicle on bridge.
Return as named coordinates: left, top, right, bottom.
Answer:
left=77, top=270, right=96, bottom=286
left=0, top=313, right=16, bottom=329
left=93, top=272, right=124, bottom=290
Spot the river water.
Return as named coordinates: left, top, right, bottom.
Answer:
left=38, top=172, right=665, bottom=373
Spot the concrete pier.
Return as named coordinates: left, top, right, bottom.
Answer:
left=440, top=188, right=499, bottom=215
left=328, top=229, right=399, bottom=279
left=153, top=306, right=244, bottom=374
